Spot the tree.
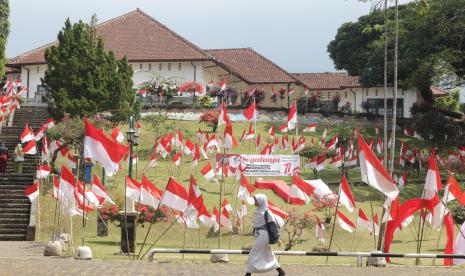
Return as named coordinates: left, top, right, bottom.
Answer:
left=434, top=89, right=461, bottom=112
left=0, top=0, right=9, bottom=78
left=328, top=0, right=465, bottom=103
left=42, top=16, right=138, bottom=123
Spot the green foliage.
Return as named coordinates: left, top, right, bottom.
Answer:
left=434, top=89, right=460, bottom=112
left=450, top=202, right=465, bottom=225
left=199, top=95, right=213, bottom=108
left=328, top=0, right=465, bottom=103
left=42, top=17, right=138, bottom=123
left=283, top=208, right=316, bottom=251
left=141, top=114, right=177, bottom=140
left=0, top=0, right=9, bottom=78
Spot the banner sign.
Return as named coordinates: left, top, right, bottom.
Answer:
left=216, top=154, right=300, bottom=176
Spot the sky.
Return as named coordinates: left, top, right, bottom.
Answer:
left=6, top=0, right=411, bottom=73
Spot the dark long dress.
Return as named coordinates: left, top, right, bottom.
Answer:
left=0, top=145, right=9, bottom=173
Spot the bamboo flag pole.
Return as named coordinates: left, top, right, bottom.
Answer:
left=140, top=215, right=182, bottom=260
left=325, top=184, right=341, bottom=264
left=368, top=186, right=377, bottom=249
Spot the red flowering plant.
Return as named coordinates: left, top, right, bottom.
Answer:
left=100, top=205, right=122, bottom=226
left=330, top=94, right=342, bottom=110
left=136, top=204, right=170, bottom=227
left=283, top=208, right=316, bottom=251
left=309, top=91, right=321, bottom=109
left=311, top=194, right=338, bottom=224
left=200, top=110, right=220, bottom=132
left=241, top=88, right=265, bottom=108
left=278, top=87, right=287, bottom=107
left=178, top=81, right=204, bottom=94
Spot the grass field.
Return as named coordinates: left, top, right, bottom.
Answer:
left=35, top=118, right=463, bottom=266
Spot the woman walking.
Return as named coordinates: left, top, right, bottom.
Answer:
left=0, top=142, right=9, bottom=174
left=246, top=194, right=285, bottom=276
left=13, top=142, right=24, bottom=174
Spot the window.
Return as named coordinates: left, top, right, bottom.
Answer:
left=36, top=66, right=40, bottom=73
left=375, top=89, right=378, bottom=96
left=178, top=63, right=182, bottom=70
left=159, top=63, right=162, bottom=71
left=366, top=98, right=404, bottom=118
left=344, top=91, right=347, bottom=98
left=366, top=89, right=369, bottom=96
left=139, top=64, right=143, bottom=70
left=402, top=90, right=405, bottom=96
left=148, top=63, right=152, bottom=70
left=168, top=63, right=172, bottom=71
left=36, top=85, right=49, bottom=96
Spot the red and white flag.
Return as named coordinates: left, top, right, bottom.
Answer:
left=20, top=124, right=34, bottom=143
left=268, top=125, right=275, bottom=139
left=140, top=175, right=163, bottom=208
left=219, top=79, right=227, bottom=92
left=243, top=101, right=258, bottom=121
left=424, top=154, right=442, bottom=200
left=67, top=154, right=78, bottom=169
left=326, top=135, right=338, bottom=150
left=23, top=140, right=37, bottom=155
left=238, top=173, right=255, bottom=204
left=161, top=177, right=188, bottom=212
left=126, top=176, right=141, bottom=202
left=192, top=144, right=200, bottom=167
left=223, top=122, right=238, bottom=150
left=172, top=152, right=182, bottom=166
left=288, top=87, right=294, bottom=95
left=286, top=101, right=297, bottom=130
left=339, top=175, right=356, bottom=213
left=84, top=119, right=129, bottom=176
left=337, top=210, right=356, bottom=233
left=59, top=166, right=76, bottom=202
left=357, top=208, right=371, bottom=232
left=138, top=89, right=147, bottom=97
left=316, top=154, right=326, bottom=171
left=183, top=139, right=195, bottom=155
left=303, top=123, right=317, bottom=133
left=255, top=133, right=261, bottom=150
left=36, top=165, right=51, bottom=179
left=44, top=118, right=55, bottom=129
left=329, top=155, right=342, bottom=169
left=34, top=125, right=46, bottom=141
left=111, top=127, right=125, bottom=143
left=147, top=152, right=157, bottom=168
left=358, top=135, right=399, bottom=201
left=315, top=216, right=326, bottom=244
left=321, top=128, right=327, bottom=139
left=240, top=123, right=255, bottom=142
left=268, top=201, right=288, bottom=227
left=444, top=175, right=463, bottom=203
left=24, top=181, right=40, bottom=202
left=201, top=162, right=215, bottom=181
left=289, top=175, right=316, bottom=204
left=92, top=175, right=115, bottom=205
left=218, top=103, right=230, bottom=126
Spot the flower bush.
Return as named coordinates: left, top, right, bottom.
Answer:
left=330, top=94, right=341, bottom=110
left=136, top=204, right=170, bottom=226
left=207, top=86, right=239, bottom=105
left=139, top=73, right=182, bottom=104
left=311, top=194, right=338, bottom=223
left=309, top=92, right=321, bottom=109
left=179, top=81, right=204, bottom=94
left=283, top=208, right=316, bottom=251
left=241, top=88, right=265, bottom=108
left=100, top=205, right=122, bottom=226
left=200, top=110, right=219, bottom=132
left=339, top=101, right=352, bottom=114
left=278, top=88, right=287, bottom=107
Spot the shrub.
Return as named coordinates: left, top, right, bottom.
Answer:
left=283, top=208, right=316, bottom=251
left=339, top=101, right=352, bottom=114
left=178, top=81, right=203, bottom=94
left=199, top=95, right=213, bottom=108
left=199, top=110, right=219, bottom=132
left=142, top=114, right=177, bottom=140
left=450, top=202, right=465, bottom=225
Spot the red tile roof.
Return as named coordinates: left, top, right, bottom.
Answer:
left=8, top=9, right=210, bottom=66
left=4, top=66, right=20, bottom=74
left=431, top=86, right=448, bottom=96
left=206, top=48, right=297, bottom=84
left=292, top=72, right=360, bottom=90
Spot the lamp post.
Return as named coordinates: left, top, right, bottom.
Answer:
left=120, top=115, right=139, bottom=255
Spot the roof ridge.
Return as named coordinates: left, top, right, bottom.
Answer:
left=292, top=72, right=349, bottom=75
left=205, top=48, right=250, bottom=51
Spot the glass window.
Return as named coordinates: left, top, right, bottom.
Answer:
left=36, top=85, right=49, bottom=96
left=366, top=98, right=404, bottom=118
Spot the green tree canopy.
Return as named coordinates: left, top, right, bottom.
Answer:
left=328, top=0, right=465, bottom=103
left=42, top=16, right=139, bottom=123
left=0, top=0, right=9, bottom=78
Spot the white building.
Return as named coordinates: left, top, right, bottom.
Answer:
left=6, top=9, right=438, bottom=118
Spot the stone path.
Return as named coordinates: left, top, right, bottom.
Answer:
left=0, top=242, right=463, bottom=275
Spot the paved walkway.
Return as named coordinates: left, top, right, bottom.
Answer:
left=0, top=242, right=463, bottom=275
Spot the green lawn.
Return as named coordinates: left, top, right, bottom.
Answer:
left=36, top=119, right=463, bottom=266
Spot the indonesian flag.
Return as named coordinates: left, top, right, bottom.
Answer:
left=357, top=208, right=371, bottom=232
left=192, top=144, right=200, bottom=167
left=111, top=127, right=125, bottom=143
left=138, top=89, right=147, bottom=97
left=147, top=152, right=157, bottom=168
left=268, top=125, right=275, bottom=139
left=424, top=154, right=442, bottom=200
left=59, top=166, right=76, bottom=202
left=322, top=128, right=327, bottom=139
left=34, top=125, right=46, bottom=141
left=223, top=122, right=238, bottom=150
left=373, top=214, right=380, bottom=236
left=404, top=129, right=414, bottom=137
left=140, top=175, right=163, bottom=208
left=218, top=103, right=229, bottom=126
left=303, top=123, right=317, bottom=133
left=376, top=139, right=383, bottom=155
left=288, top=87, right=294, bottom=95
left=459, top=146, right=465, bottom=156
left=172, top=152, right=182, bottom=166
left=20, top=124, right=34, bottom=143
left=161, top=178, right=188, bottom=212
left=238, top=173, right=255, bottom=205
left=67, top=154, right=78, bottom=169
left=92, top=175, right=115, bottom=205
left=156, top=138, right=171, bottom=158
left=326, top=135, right=338, bottom=150
left=444, top=175, right=463, bottom=203
left=281, top=135, right=289, bottom=151
left=397, top=170, right=408, bottom=189
left=329, top=155, right=342, bottom=169
left=74, top=182, right=97, bottom=213
left=316, top=154, right=326, bottom=171
left=211, top=207, right=220, bottom=231
left=201, top=162, right=215, bottom=181
left=41, top=136, right=49, bottom=163
left=24, top=181, right=40, bottom=202
left=339, top=176, right=356, bottom=213
left=240, top=123, right=255, bottom=142
left=44, top=118, right=55, bottom=129
left=219, top=79, right=227, bottom=92
left=305, top=156, right=317, bottom=169
left=255, top=133, right=261, bottom=150
left=279, top=124, right=288, bottom=133
left=315, top=216, right=326, bottom=244
left=126, top=176, right=141, bottom=202
left=345, top=155, right=358, bottom=167
left=268, top=201, right=288, bottom=227
left=219, top=205, right=233, bottom=233
left=175, top=129, right=183, bottom=148
left=337, top=210, right=356, bottom=233
left=289, top=175, right=316, bottom=204
left=23, top=140, right=37, bottom=155
left=286, top=101, right=297, bottom=130
left=36, top=166, right=51, bottom=179
left=52, top=175, right=61, bottom=199
left=358, top=135, right=399, bottom=201
left=183, top=139, right=195, bottom=155
left=243, top=101, right=258, bottom=120
left=84, top=119, right=129, bottom=176
left=2, top=80, right=11, bottom=90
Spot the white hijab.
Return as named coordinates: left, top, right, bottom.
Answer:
left=253, top=194, right=269, bottom=228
